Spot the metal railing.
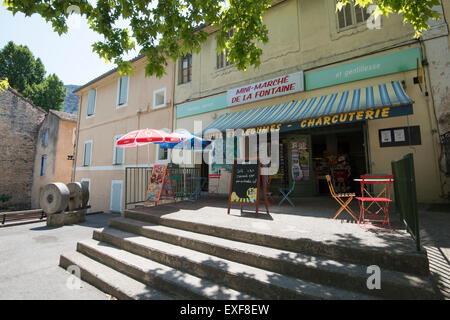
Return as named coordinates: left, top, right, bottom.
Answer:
left=125, top=165, right=202, bottom=208
left=391, top=153, right=420, bottom=251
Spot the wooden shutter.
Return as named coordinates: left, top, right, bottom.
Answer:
left=87, top=89, right=96, bottom=116
left=84, top=141, right=92, bottom=166
left=119, top=76, right=128, bottom=105
left=114, top=135, right=124, bottom=164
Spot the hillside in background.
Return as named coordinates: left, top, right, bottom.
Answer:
left=62, top=85, right=80, bottom=114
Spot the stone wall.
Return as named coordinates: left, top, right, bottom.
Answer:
left=0, top=88, right=45, bottom=210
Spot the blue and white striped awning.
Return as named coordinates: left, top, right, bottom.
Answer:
left=204, top=81, right=412, bottom=132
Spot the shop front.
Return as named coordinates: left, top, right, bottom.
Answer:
left=175, top=46, right=442, bottom=203
left=204, top=80, right=418, bottom=198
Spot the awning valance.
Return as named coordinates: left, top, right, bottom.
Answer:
left=204, top=81, right=413, bottom=133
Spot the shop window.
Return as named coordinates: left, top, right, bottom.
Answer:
left=179, top=53, right=192, bottom=84
left=217, top=30, right=234, bottom=69
left=336, top=0, right=371, bottom=31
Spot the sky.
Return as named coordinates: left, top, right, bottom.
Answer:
left=0, top=5, right=141, bottom=86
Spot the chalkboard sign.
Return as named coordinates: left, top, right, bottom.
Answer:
left=227, top=161, right=269, bottom=216
left=230, top=163, right=259, bottom=204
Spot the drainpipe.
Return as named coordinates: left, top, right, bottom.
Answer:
left=71, top=94, right=83, bottom=182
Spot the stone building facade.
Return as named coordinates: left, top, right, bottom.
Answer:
left=0, top=88, right=46, bottom=210
left=31, top=110, right=77, bottom=208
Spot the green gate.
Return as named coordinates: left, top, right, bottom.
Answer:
left=391, top=153, right=420, bottom=251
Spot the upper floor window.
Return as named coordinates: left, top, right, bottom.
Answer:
left=83, top=141, right=92, bottom=166
left=42, top=128, right=49, bottom=146
left=217, top=30, right=235, bottom=69
left=336, top=0, right=371, bottom=31
left=87, top=88, right=96, bottom=116
left=117, top=75, right=129, bottom=107
left=179, top=53, right=192, bottom=84
left=153, top=87, right=167, bottom=109
left=113, top=135, right=125, bottom=165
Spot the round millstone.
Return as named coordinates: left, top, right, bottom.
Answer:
left=67, top=182, right=83, bottom=211
left=40, top=183, right=70, bottom=214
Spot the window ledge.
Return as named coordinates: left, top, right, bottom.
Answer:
left=153, top=104, right=167, bottom=110
left=331, top=22, right=377, bottom=41
left=116, top=103, right=128, bottom=109
left=177, top=81, right=192, bottom=87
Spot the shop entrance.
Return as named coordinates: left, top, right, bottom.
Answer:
left=311, top=124, right=367, bottom=195
left=273, top=123, right=368, bottom=198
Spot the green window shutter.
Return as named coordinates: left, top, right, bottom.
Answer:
left=84, top=142, right=92, bottom=166
left=87, top=89, right=96, bottom=116
left=114, top=135, right=124, bottom=164
left=119, top=76, right=128, bottom=105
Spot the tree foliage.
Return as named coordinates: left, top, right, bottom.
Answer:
left=3, top=0, right=442, bottom=78
left=0, top=78, right=8, bottom=92
left=337, top=0, right=442, bottom=38
left=3, top=0, right=271, bottom=77
left=0, top=41, right=66, bottom=112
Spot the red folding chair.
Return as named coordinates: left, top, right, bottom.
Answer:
left=355, top=175, right=394, bottom=231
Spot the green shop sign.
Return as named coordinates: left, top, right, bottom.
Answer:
left=176, top=94, right=227, bottom=119
left=305, top=47, right=421, bottom=91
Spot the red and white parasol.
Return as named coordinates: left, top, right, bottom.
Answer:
left=116, top=129, right=181, bottom=147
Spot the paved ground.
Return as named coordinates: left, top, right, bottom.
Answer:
left=419, top=203, right=450, bottom=299
left=0, top=213, right=115, bottom=300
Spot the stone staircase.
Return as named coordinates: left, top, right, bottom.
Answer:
left=59, top=209, right=439, bottom=300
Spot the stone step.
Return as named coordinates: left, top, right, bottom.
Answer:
left=59, top=251, right=172, bottom=300
left=108, top=217, right=437, bottom=299
left=76, top=238, right=255, bottom=300
left=124, top=209, right=429, bottom=276
left=93, top=226, right=379, bottom=300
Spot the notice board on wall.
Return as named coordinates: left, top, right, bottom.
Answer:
left=379, top=126, right=421, bottom=148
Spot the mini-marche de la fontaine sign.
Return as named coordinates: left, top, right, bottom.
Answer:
left=226, top=71, right=304, bottom=107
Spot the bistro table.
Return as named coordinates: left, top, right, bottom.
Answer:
left=353, top=175, right=394, bottom=230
